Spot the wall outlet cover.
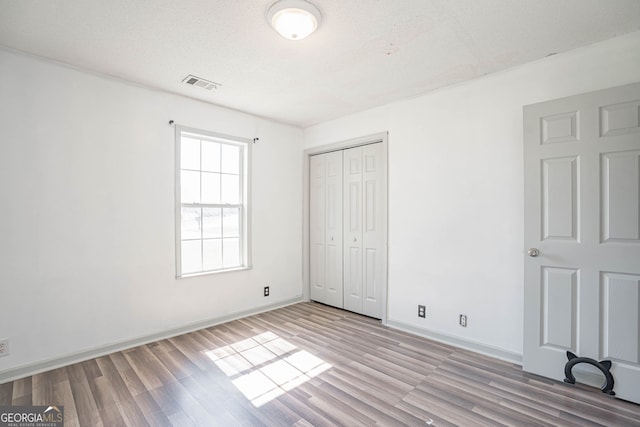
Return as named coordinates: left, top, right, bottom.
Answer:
left=0, top=339, right=9, bottom=357
left=418, top=305, right=426, bottom=318
left=459, top=314, right=467, bottom=327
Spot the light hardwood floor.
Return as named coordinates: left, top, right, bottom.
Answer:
left=1, top=302, right=638, bottom=426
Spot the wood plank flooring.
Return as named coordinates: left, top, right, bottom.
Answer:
left=1, top=302, right=638, bottom=426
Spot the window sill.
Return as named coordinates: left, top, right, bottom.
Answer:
left=177, top=265, right=252, bottom=279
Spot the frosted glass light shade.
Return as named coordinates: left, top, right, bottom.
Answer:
left=268, top=0, right=321, bottom=40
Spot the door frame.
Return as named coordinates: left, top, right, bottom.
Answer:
left=302, top=132, right=389, bottom=324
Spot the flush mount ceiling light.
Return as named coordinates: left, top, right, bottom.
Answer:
left=268, top=0, right=321, bottom=40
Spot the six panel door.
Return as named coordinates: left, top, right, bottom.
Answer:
left=343, top=144, right=386, bottom=318
left=523, top=82, right=640, bottom=404
left=309, top=154, right=326, bottom=302
left=325, top=150, right=344, bottom=308
left=309, top=151, right=344, bottom=307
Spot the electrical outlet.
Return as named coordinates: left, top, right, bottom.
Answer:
left=264, top=286, right=270, bottom=297
left=0, top=339, right=9, bottom=357
left=418, top=305, right=426, bottom=318
left=459, top=314, right=467, bottom=327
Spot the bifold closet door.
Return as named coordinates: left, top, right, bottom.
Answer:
left=343, top=143, right=386, bottom=318
left=309, top=151, right=343, bottom=307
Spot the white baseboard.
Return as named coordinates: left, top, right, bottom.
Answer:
left=386, top=319, right=523, bottom=365
left=0, top=296, right=303, bottom=384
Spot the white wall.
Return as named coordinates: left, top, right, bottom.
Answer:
left=0, top=49, right=303, bottom=377
left=304, top=31, right=640, bottom=359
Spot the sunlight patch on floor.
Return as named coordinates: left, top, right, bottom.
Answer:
left=206, top=331, right=331, bottom=407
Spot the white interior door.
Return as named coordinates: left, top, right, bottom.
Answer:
left=310, top=151, right=344, bottom=307
left=309, top=154, right=326, bottom=302
left=324, top=151, right=344, bottom=307
left=343, top=143, right=386, bottom=318
left=523, top=82, right=640, bottom=404
left=343, top=147, right=363, bottom=313
left=361, top=143, right=386, bottom=318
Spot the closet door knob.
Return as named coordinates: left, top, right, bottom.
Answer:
left=528, top=248, right=540, bottom=257
left=353, top=237, right=357, bottom=242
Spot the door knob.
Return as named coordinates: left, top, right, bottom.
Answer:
left=353, top=237, right=357, bottom=242
left=528, top=248, right=540, bottom=257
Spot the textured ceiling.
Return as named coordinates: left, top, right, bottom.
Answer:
left=1, top=0, right=639, bottom=127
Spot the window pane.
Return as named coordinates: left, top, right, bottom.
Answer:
left=221, top=174, right=239, bottom=204
left=181, top=240, right=202, bottom=274
left=203, top=208, right=222, bottom=238
left=181, top=207, right=202, bottom=240
left=223, top=208, right=240, bottom=238
left=201, top=172, right=221, bottom=204
left=181, top=170, right=200, bottom=203
left=203, top=239, right=222, bottom=270
left=202, top=140, right=221, bottom=172
left=181, top=137, right=200, bottom=170
left=223, top=238, right=240, bottom=268
left=221, top=144, right=240, bottom=174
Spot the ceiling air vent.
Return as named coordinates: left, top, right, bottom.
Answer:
left=182, top=75, right=220, bottom=90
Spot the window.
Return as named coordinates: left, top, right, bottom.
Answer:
left=175, top=126, right=251, bottom=277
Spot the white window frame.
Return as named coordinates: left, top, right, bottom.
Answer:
left=175, top=125, right=252, bottom=277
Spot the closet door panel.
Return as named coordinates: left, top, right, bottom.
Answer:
left=324, top=151, right=344, bottom=308
left=344, top=147, right=363, bottom=313
left=362, top=143, right=386, bottom=318
left=309, top=154, right=326, bottom=302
